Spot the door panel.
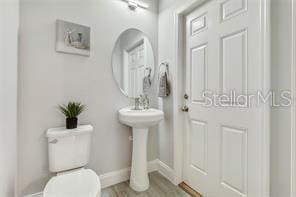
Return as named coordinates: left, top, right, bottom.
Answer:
left=221, top=126, right=247, bottom=196
left=184, top=0, right=264, bottom=196
left=221, top=0, right=247, bottom=21
left=191, top=13, right=208, bottom=36
left=191, top=44, right=208, bottom=103
left=190, top=120, right=208, bottom=174
left=221, top=30, right=247, bottom=95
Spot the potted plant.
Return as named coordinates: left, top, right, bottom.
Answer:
left=59, top=102, right=86, bottom=129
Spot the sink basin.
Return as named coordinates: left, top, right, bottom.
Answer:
left=118, top=107, right=164, bottom=192
left=119, top=107, right=164, bottom=128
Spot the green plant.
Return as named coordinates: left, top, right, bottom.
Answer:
left=59, top=102, right=86, bottom=118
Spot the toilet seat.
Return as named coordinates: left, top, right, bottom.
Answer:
left=44, top=169, right=101, bottom=197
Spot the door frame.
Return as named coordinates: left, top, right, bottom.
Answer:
left=172, top=0, right=271, bottom=195
left=291, top=0, right=296, bottom=195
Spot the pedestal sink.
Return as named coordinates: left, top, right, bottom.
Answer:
left=118, top=107, right=164, bottom=192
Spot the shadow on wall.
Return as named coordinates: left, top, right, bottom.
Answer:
left=23, top=177, right=50, bottom=196
left=21, top=132, right=54, bottom=195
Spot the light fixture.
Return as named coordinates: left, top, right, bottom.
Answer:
left=122, top=0, right=149, bottom=10
left=128, top=0, right=138, bottom=9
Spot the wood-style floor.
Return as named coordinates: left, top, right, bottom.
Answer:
left=101, top=172, right=191, bottom=197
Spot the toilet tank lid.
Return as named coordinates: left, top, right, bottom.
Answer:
left=46, top=125, right=94, bottom=138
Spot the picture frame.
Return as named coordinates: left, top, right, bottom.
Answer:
left=56, top=20, right=90, bottom=57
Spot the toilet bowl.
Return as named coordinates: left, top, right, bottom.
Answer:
left=44, top=169, right=101, bottom=197
left=44, top=125, right=101, bottom=197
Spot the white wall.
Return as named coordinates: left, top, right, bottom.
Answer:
left=0, top=0, right=19, bottom=196
left=18, top=0, right=159, bottom=195
left=270, top=0, right=293, bottom=196
left=157, top=0, right=187, bottom=169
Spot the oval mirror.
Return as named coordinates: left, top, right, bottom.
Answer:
left=112, top=29, right=155, bottom=98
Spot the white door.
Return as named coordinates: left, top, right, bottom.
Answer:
left=183, top=0, right=266, bottom=196
left=127, top=42, right=145, bottom=97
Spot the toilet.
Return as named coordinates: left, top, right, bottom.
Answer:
left=43, top=125, right=101, bottom=197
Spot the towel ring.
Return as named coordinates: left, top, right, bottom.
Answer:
left=159, top=62, right=169, bottom=76
left=144, top=67, right=152, bottom=76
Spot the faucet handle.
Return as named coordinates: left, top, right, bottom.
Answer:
left=143, top=95, right=150, bottom=109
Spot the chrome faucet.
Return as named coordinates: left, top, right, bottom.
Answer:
left=134, top=97, right=141, bottom=110
left=133, top=95, right=150, bottom=110
left=141, top=95, right=150, bottom=110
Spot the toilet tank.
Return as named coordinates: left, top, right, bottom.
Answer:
left=46, top=125, right=94, bottom=173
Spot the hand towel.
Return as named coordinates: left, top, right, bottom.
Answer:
left=158, top=71, right=170, bottom=97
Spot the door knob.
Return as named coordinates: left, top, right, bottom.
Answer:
left=49, top=139, right=58, bottom=144
left=182, top=105, right=189, bottom=112
left=182, top=94, right=189, bottom=112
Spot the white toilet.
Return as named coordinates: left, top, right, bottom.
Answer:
left=43, top=125, right=101, bottom=197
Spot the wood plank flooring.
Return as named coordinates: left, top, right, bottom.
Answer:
left=101, top=172, right=191, bottom=197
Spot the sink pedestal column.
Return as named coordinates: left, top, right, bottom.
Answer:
left=130, top=128, right=149, bottom=192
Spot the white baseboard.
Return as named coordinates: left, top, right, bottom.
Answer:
left=24, top=159, right=176, bottom=196
left=100, top=159, right=160, bottom=188
left=148, top=159, right=159, bottom=172
left=24, top=192, right=43, bottom=197
left=157, top=160, right=176, bottom=185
